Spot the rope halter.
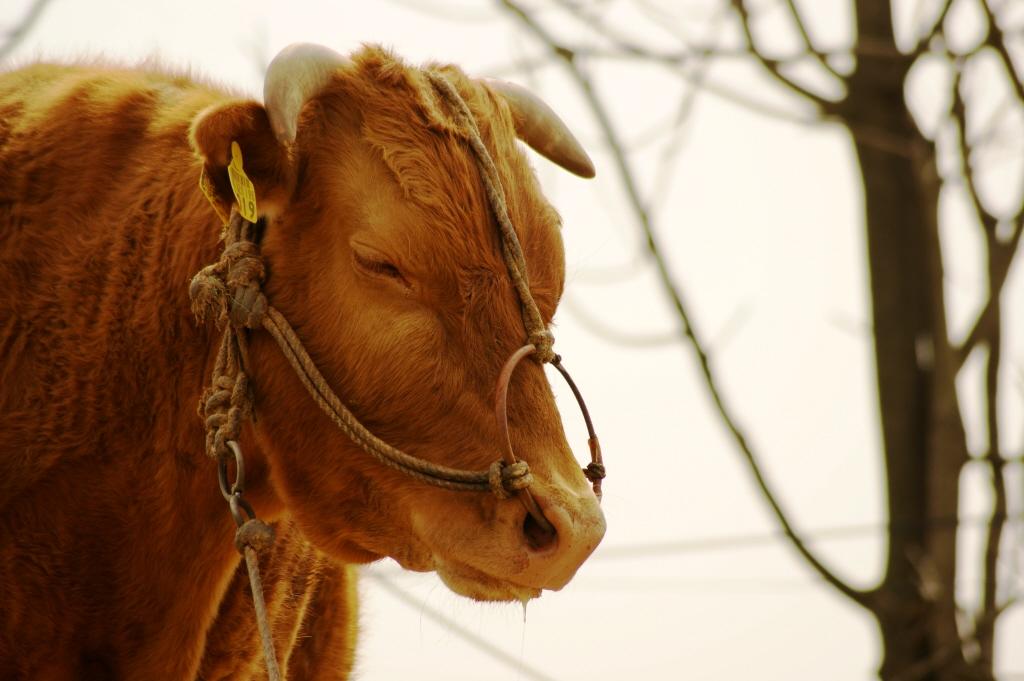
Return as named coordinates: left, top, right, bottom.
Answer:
left=189, top=68, right=607, bottom=681
left=190, top=72, right=606, bottom=533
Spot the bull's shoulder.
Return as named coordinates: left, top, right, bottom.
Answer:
left=0, top=61, right=230, bottom=216
left=0, top=61, right=231, bottom=507
left=0, top=61, right=227, bottom=119
left=0, top=62, right=232, bottom=168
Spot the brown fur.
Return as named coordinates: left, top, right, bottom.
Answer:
left=0, top=45, right=599, bottom=679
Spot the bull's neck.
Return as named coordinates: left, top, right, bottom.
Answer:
left=143, top=164, right=283, bottom=521
left=66, top=152, right=286, bottom=537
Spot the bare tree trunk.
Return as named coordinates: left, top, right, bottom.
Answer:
left=494, top=0, right=1024, bottom=676
left=843, top=4, right=973, bottom=679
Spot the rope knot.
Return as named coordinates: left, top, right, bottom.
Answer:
left=200, top=370, right=252, bottom=460
left=189, top=266, right=229, bottom=324
left=235, top=518, right=276, bottom=555
left=229, top=287, right=268, bottom=329
left=188, top=219, right=267, bottom=329
left=223, top=240, right=268, bottom=329
left=488, top=460, right=534, bottom=499
left=584, top=461, right=606, bottom=482
left=529, top=329, right=556, bottom=364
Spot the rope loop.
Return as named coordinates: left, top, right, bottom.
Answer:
left=488, top=460, right=534, bottom=499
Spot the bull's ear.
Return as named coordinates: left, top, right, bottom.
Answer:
left=189, top=100, right=294, bottom=218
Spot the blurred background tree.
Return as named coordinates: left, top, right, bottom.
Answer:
left=490, top=1, right=1022, bottom=679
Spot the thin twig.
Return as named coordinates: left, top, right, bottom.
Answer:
left=782, top=0, right=846, bottom=79
left=951, top=66, right=998, bottom=235
left=563, top=295, right=681, bottom=348
left=0, top=0, right=56, bottom=63
left=499, top=0, right=870, bottom=608
left=977, top=284, right=1006, bottom=667
left=485, top=45, right=828, bottom=127
left=648, top=3, right=731, bottom=213
left=548, top=0, right=664, bottom=59
left=950, top=66, right=1024, bottom=367
left=954, top=219, right=1022, bottom=367
left=911, top=0, right=955, bottom=55
left=729, top=0, right=836, bottom=110
left=979, top=0, right=1024, bottom=105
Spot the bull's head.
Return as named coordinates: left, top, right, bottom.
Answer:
left=189, top=43, right=605, bottom=602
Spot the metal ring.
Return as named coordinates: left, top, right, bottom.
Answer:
left=217, top=440, right=247, bottom=503
left=495, top=344, right=553, bottom=535
left=551, top=358, right=604, bottom=500
left=494, top=346, right=605, bottom=508
left=227, top=492, right=257, bottom=527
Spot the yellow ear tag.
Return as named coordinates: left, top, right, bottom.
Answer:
left=198, top=166, right=229, bottom=225
left=227, top=141, right=259, bottom=223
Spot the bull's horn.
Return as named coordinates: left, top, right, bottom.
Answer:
left=264, top=43, right=350, bottom=145
left=485, top=79, right=595, bottom=179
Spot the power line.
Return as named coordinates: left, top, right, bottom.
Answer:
left=594, top=512, right=1024, bottom=559
left=365, top=572, right=560, bottom=681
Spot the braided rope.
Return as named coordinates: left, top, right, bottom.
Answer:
left=191, top=218, right=262, bottom=463
left=426, top=72, right=556, bottom=364
left=190, top=212, right=533, bottom=497
left=261, top=305, right=533, bottom=495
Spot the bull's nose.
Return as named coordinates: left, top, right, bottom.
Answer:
left=516, top=488, right=606, bottom=591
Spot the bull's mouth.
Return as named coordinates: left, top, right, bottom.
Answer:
left=373, top=529, right=542, bottom=602
left=395, top=482, right=604, bottom=603
left=434, top=559, right=543, bottom=603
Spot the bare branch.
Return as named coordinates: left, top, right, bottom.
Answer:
left=945, top=38, right=1016, bottom=663
left=647, top=88, right=699, bottom=209
left=729, top=0, right=838, bottom=111
left=950, top=65, right=1024, bottom=366
left=548, top=0, right=665, bottom=58
left=979, top=0, right=1024, bottom=105
left=955, top=227, right=1021, bottom=366
left=647, top=5, right=731, bottom=213
left=911, top=0, right=955, bottom=55
left=486, top=39, right=902, bottom=76
left=499, top=0, right=870, bottom=608
left=486, top=51, right=823, bottom=132
left=0, top=0, right=56, bottom=63
left=563, top=295, right=681, bottom=348
left=951, top=66, right=999, bottom=235
left=782, top=0, right=846, bottom=79
left=977, top=314, right=1007, bottom=667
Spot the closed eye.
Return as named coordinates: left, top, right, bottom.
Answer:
left=353, top=248, right=411, bottom=289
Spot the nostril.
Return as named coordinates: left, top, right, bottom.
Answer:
left=522, top=510, right=558, bottom=552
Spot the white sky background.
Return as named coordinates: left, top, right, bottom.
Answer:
left=6, top=0, right=1024, bottom=679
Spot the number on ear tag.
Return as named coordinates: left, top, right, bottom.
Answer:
left=228, top=141, right=259, bottom=223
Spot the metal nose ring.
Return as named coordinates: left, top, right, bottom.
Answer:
left=494, top=344, right=606, bottom=536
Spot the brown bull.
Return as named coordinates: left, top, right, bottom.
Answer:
left=0, top=44, right=605, bottom=679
